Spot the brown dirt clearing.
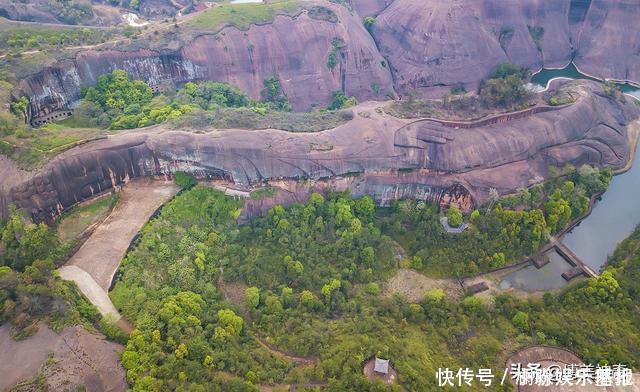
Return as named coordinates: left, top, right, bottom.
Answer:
left=384, top=268, right=464, bottom=302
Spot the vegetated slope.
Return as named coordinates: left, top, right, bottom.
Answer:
left=20, top=2, right=393, bottom=120
left=371, top=0, right=640, bottom=95
left=3, top=81, right=638, bottom=222
left=109, top=184, right=640, bottom=390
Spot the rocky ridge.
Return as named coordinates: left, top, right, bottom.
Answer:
left=17, top=0, right=640, bottom=122
left=2, top=82, right=638, bottom=221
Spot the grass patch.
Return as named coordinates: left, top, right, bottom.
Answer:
left=0, top=125, right=106, bottom=169
left=0, top=18, right=118, bottom=52
left=174, top=106, right=354, bottom=132
left=56, top=193, right=120, bottom=243
left=187, top=0, right=301, bottom=30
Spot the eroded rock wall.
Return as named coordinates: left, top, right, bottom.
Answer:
left=372, top=0, right=640, bottom=94
left=3, top=82, right=638, bottom=221
left=21, top=5, right=394, bottom=121
left=16, top=0, right=640, bottom=119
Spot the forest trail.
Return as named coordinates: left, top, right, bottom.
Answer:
left=58, top=179, right=178, bottom=320
left=254, top=336, right=318, bottom=366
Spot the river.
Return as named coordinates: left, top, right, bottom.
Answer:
left=500, top=64, right=640, bottom=292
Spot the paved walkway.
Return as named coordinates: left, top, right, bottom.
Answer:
left=58, top=179, right=179, bottom=319
left=59, top=266, right=122, bottom=319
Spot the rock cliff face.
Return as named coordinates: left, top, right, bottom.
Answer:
left=351, top=0, right=394, bottom=17
left=371, top=0, right=640, bottom=94
left=21, top=5, right=394, bottom=122
left=20, top=0, right=640, bottom=120
left=3, top=82, right=638, bottom=221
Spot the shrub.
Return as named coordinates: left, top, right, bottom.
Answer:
left=174, top=171, right=197, bottom=189
left=363, top=16, right=376, bottom=33
left=328, top=91, right=357, bottom=110
left=512, top=311, right=530, bottom=331
left=447, top=206, right=463, bottom=228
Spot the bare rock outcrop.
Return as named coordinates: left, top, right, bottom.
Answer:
left=351, top=0, right=394, bottom=17
left=20, top=4, right=394, bottom=122
left=573, top=0, right=640, bottom=84
left=0, top=323, right=126, bottom=392
left=16, top=0, right=640, bottom=119
left=372, top=0, right=640, bottom=94
left=2, top=81, right=638, bottom=221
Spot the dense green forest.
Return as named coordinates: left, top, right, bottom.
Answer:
left=0, top=171, right=638, bottom=390
left=0, top=207, right=115, bottom=340
left=379, top=164, right=611, bottom=277
left=109, top=174, right=640, bottom=391
left=73, top=70, right=354, bottom=131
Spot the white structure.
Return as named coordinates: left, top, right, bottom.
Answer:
left=374, top=358, right=390, bottom=375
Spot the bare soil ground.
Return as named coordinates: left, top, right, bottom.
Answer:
left=383, top=268, right=464, bottom=302
left=217, top=268, right=249, bottom=312
left=254, top=336, right=317, bottom=366
left=0, top=323, right=126, bottom=392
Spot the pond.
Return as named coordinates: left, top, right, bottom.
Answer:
left=499, top=250, right=580, bottom=292
left=530, top=62, right=640, bottom=99
left=561, top=143, right=640, bottom=271
left=499, top=66, right=640, bottom=291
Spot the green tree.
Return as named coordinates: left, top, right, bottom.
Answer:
left=83, top=69, right=152, bottom=112
left=512, top=311, right=529, bottom=332
left=215, top=309, right=243, bottom=339
left=10, top=96, right=29, bottom=123
left=174, top=171, right=197, bottom=189
left=447, top=206, right=463, bottom=228
left=245, top=287, right=260, bottom=309
left=299, top=290, right=315, bottom=307
left=327, top=91, right=357, bottom=110
left=260, top=77, right=291, bottom=111
left=321, top=279, right=341, bottom=300
left=363, top=16, right=376, bottom=32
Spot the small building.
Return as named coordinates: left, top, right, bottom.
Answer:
left=440, top=216, right=468, bottom=234
left=374, top=358, right=389, bottom=375
left=364, top=356, right=398, bottom=384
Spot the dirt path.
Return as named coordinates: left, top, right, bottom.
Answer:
left=58, top=179, right=178, bottom=320
left=254, top=336, right=317, bottom=366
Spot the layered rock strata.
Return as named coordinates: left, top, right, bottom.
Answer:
left=2, top=82, right=637, bottom=221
